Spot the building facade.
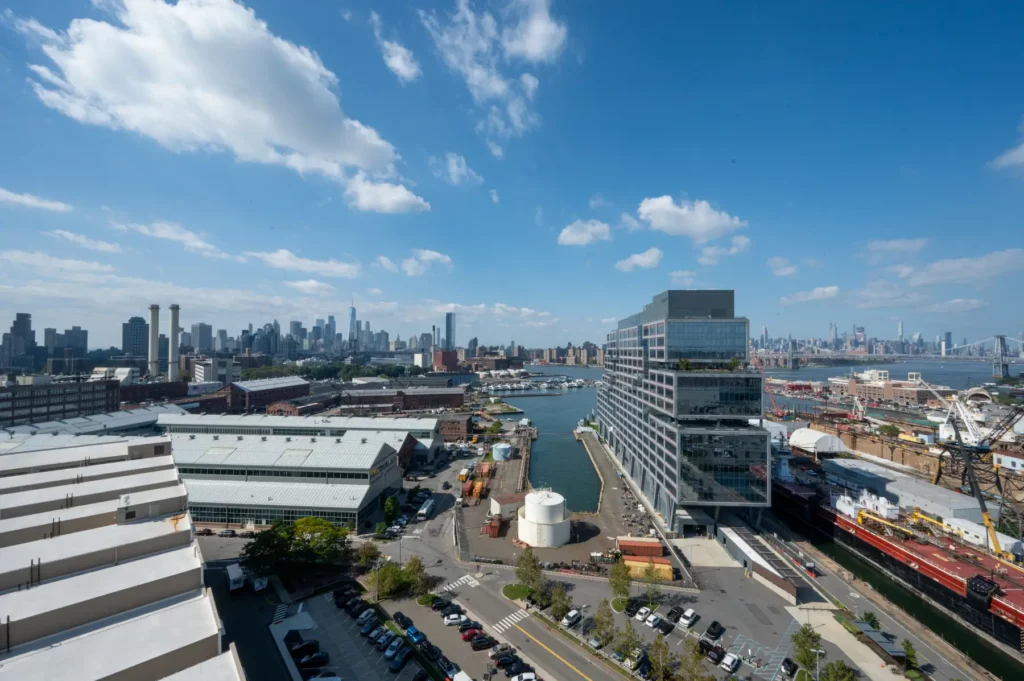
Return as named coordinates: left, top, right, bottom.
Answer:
left=0, top=378, right=120, bottom=428
left=226, top=376, right=310, bottom=413
left=597, top=290, right=769, bottom=532
left=827, top=370, right=955, bottom=406
left=193, top=357, right=242, bottom=385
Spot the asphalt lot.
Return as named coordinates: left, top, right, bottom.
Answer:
left=198, top=535, right=250, bottom=560
left=386, top=595, right=499, bottom=680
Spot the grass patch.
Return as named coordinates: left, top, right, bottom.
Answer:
left=502, top=583, right=531, bottom=600
left=905, top=670, right=921, bottom=680
left=417, top=594, right=439, bottom=606
left=611, top=598, right=628, bottom=613
left=795, top=669, right=811, bottom=681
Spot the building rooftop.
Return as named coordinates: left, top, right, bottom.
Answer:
left=340, top=387, right=466, bottom=397
left=0, top=468, right=182, bottom=519
left=0, top=454, right=175, bottom=495
left=183, top=478, right=371, bottom=510
left=161, top=652, right=246, bottom=681
left=231, top=376, right=310, bottom=392
left=158, top=412, right=439, bottom=432
left=0, top=436, right=169, bottom=476
left=1, top=404, right=185, bottom=437
left=170, top=432, right=399, bottom=470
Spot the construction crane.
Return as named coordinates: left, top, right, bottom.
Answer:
left=749, top=348, right=785, bottom=418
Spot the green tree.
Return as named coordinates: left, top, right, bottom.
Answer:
left=878, top=424, right=900, bottom=438
left=609, top=558, right=633, bottom=603
left=384, top=496, right=400, bottom=524
left=791, top=623, right=823, bottom=671
left=643, top=558, right=660, bottom=607
left=861, top=611, right=880, bottom=630
left=357, top=541, right=382, bottom=569
left=368, top=561, right=405, bottom=601
left=550, top=583, right=572, bottom=621
left=516, top=547, right=543, bottom=593
left=240, top=520, right=295, bottom=575
left=678, top=359, right=693, bottom=371
left=614, top=619, right=642, bottom=660
left=902, top=639, right=918, bottom=670
left=292, top=517, right=349, bottom=564
left=676, top=639, right=715, bottom=681
left=487, top=420, right=504, bottom=435
left=403, top=555, right=430, bottom=596
left=819, top=660, right=857, bottom=681
left=648, top=633, right=674, bottom=681
left=594, top=599, right=615, bottom=646
left=375, top=521, right=389, bottom=537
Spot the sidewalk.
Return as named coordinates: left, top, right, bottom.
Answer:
left=787, top=607, right=892, bottom=681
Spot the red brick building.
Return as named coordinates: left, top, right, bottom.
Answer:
left=432, top=350, right=459, bottom=372
left=330, top=387, right=465, bottom=415
left=439, top=413, right=472, bottom=440
left=226, top=376, right=310, bottom=413
left=267, top=392, right=341, bottom=416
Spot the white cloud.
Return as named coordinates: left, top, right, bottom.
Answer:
left=852, top=281, right=926, bottom=309
left=669, top=270, right=696, bottom=286
left=615, top=247, right=663, bottom=272
left=698, top=235, right=750, bottom=265
left=535, top=206, right=544, bottom=225
left=113, top=221, right=239, bottom=260
left=402, top=249, right=454, bottom=276
left=45, top=229, right=122, bottom=253
left=340, top=8, right=353, bottom=22
left=244, top=249, right=360, bottom=278
left=486, top=140, right=504, bottom=158
left=901, top=249, right=1024, bottom=287
left=557, top=219, right=611, bottom=246
left=991, top=120, right=1024, bottom=169
left=374, top=255, right=399, bottom=273
left=489, top=189, right=500, bottom=204
left=431, top=152, right=484, bottom=186
left=370, top=11, right=422, bottom=84
left=0, top=250, right=115, bottom=273
left=925, top=298, right=987, bottom=313
left=284, top=279, right=335, bottom=295
left=637, top=196, right=747, bottom=243
left=588, top=194, right=610, bottom=209
left=887, top=264, right=915, bottom=278
left=0, top=186, right=73, bottom=212
left=618, top=212, right=641, bottom=231
left=14, top=0, right=428, bottom=213
left=766, top=256, right=797, bottom=276
left=866, top=238, right=928, bottom=254
left=344, top=172, right=430, bottom=213
left=780, top=285, right=840, bottom=305
left=367, top=287, right=383, bottom=295
left=500, top=0, right=567, bottom=63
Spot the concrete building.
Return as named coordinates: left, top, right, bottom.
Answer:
left=0, top=435, right=244, bottom=681
left=122, top=315, right=149, bottom=356
left=598, top=290, right=769, bottom=532
left=191, top=322, right=214, bottom=353
left=0, top=377, right=120, bottom=429
left=194, top=357, right=242, bottom=385
left=226, top=376, right=310, bottom=413
left=827, top=370, right=955, bottom=407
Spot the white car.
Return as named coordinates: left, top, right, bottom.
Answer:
left=510, top=674, right=537, bottom=681
left=720, top=653, right=741, bottom=673
left=678, top=608, right=697, bottom=627
left=444, top=613, right=468, bottom=626
left=644, top=613, right=662, bottom=628
left=634, top=606, right=651, bottom=621
left=560, top=609, right=581, bottom=628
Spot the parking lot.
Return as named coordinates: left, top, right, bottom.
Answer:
left=305, top=595, right=426, bottom=681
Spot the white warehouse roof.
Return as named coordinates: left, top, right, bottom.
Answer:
left=170, top=432, right=398, bottom=470
left=159, top=412, right=438, bottom=433
left=789, top=428, right=845, bottom=454
left=1, top=404, right=185, bottom=437
left=183, top=478, right=370, bottom=510
left=231, top=376, right=310, bottom=392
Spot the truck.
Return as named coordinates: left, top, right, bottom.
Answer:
left=248, top=572, right=269, bottom=592
left=226, top=563, right=245, bottom=591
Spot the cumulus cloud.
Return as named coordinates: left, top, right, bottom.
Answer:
left=486, top=140, right=504, bottom=158
left=344, top=172, right=430, bottom=213
left=367, top=287, right=383, bottom=295
left=501, top=0, right=567, bottom=63
left=12, top=0, right=428, bottom=212
left=637, top=196, right=747, bottom=244
left=615, top=247, right=663, bottom=272
left=243, top=249, right=360, bottom=278
left=0, top=186, right=72, bottom=212
left=670, top=270, right=696, bottom=286
left=112, top=220, right=239, bottom=260
left=780, top=285, right=840, bottom=305
left=866, top=238, right=928, bottom=253
left=925, top=298, right=987, bottom=313
left=766, top=256, right=797, bottom=276
left=284, top=279, right=335, bottom=295
left=45, top=229, right=122, bottom=253
left=588, top=194, right=610, bottom=209
left=0, top=250, right=115, bottom=273
left=431, top=152, right=484, bottom=186
left=618, top=212, right=641, bottom=231
left=374, top=255, right=399, bottom=273
left=897, top=249, right=1024, bottom=287
left=370, top=11, right=422, bottom=83
left=698, top=235, right=750, bottom=265
left=402, top=249, right=454, bottom=276
left=990, top=120, right=1024, bottom=169
left=852, top=281, right=926, bottom=309
left=489, top=189, right=500, bottom=204
left=557, top=219, right=610, bottom=246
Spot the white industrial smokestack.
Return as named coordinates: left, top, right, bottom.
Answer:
left=168, top=304, right=180, bottom=382
left=148, top=304, right=160, bottom=378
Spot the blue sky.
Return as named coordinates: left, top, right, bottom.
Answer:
left=1, top=0, right=1022, bottom=349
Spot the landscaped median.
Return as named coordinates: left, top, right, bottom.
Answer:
left=611, top=597, right=628, bottom=613
left=501, top=583, right=531, bottom=600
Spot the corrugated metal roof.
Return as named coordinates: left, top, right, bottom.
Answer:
left=2, top=404, right=185, bottom=436
left=170, top=432, right=398, bottom=470
left=183, top=478, right=370, bottom=510
left=158, top=412, right=439, bottom=432
left=232, top=376, right=310, bottom=392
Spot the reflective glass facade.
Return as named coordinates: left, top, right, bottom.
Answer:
left=666, top=320, right=748, bottom=362
left=675, top=375, right=762, bottom=418
left=677, top=431, right=769, bottom=504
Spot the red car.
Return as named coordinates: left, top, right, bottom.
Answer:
left=461, top=629, right=481, bottom=641
left=195, top=528, right=214, bottom=536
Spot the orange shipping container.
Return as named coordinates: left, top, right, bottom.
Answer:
left=616, top=536, right=665, bottom=557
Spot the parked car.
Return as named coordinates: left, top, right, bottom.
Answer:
left=471, top=636, right=495, bottom=651
left=637, top=659, right=653, bottom=680
left=720, top=653, right=741, bottom=673
left=384, top=637, right=404, bottom=659
left=634, top=606, right=651, bottom=622
left=489, top=643, right=514, bottom=659
left=444, top=613, right=468, bottom=626
left=560, top=609, right=581, bottom=628
left=412, top=671, right=429, bottom=681
left=697, top=639, right=713, bottom=656
left=239, top=530, right=256, bottom=538
left=505, top=662, right=531, bottom=678
left=580, top=617, right=595, bottom=634
left=587, top=636, right=603, bottom=649
left=359, top=617, right=378, bottom=635
left=195, top=528, right=214, bottom=536
left=393, top=612, right=412, bottom=630
left=442, top=481, right=452, bottom=490
left=627, top=649, right=645, bottom=671
left=644, top=613, right=662, bottom=628
left=367, top=626, right=387, bottom=643
left=289, top=640, right=319, bottom=658
left=510, top=674, right=537, bottom=681
left=461, top=628, right=481, bottom=641
left=297, top=652, right=329, bottom=669
left=624, top=600, right=642, bottom=617
left=679, top=608, right=698, bottom=628
left=356, top=608, right=376, bottom=625
left=430, top=599, right=451, bottom=611
left=706, top=645, right=725, bottom=664
left=656, top=619, right=675, bottom=636
left=421, top=643, right=442, bottom=662
left=494, top=654, right=520, bottom=668
left=781, top=658, right=799, bottom=677
left=348, top=600, right=369, bottom=617
left=308, top=673, right=342, bottom=681
left=666, top=606, right=684, bottom=622
left=442, top=604, right=463, bottom=617
left=396, top=516, right=409, bottom=526
left=406, top=626, right=425, bottom=645
left=217, top=529, right=237, bottom=537
left=458, top=619, right=482, bottom=633
left=389, top=645, right=413, bottom=673
left=704, top=620, right=725, bottom=640
left=375, top=630, right=395, bottom=649
left=439, top=656, right=460, bottom=676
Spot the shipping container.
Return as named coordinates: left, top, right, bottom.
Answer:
left=616, top=536, right=665, bottom=557
left=463, top=480, right=475, bottom=496
left=459, top=468, right=470, bottom=482
left=623, top=556, right=672, bottom=579
left=473, top=480, right=484, bottom=498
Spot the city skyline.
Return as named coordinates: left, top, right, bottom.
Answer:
left=2, top=1, right=1023, bottom=347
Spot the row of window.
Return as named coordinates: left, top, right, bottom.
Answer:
left=178, top=467, right=370, bottom=479
left=189, top=504, right=357, bottom=527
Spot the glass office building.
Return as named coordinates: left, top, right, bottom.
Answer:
left=597, top=290, right=769, bottom=532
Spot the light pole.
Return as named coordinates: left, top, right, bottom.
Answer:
left=813, top=648, right=825, bottom=681
left=374, top=557, right=388, bottom=603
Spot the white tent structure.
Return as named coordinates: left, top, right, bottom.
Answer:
left=789, top=428, right=845, bottom=455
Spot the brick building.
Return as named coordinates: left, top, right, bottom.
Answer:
left=267, top=392, right=341, bottom=416
left=0, top=377, right=120, bottom=428
left=439, top=413, right=472, bottom=440
left=226, top=376, right=310, bottom=413
left=432, top=350, right=459, bottom=372
left=330, top=387, right=465, bottom=415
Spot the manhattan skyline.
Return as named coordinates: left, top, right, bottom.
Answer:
left=2, top=1, right=1023, bottom=348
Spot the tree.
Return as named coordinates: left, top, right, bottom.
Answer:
left=240, top=517, right=349, bottom=577
left=384, top=497, right=400, bottom=524
left=594, top=599, right=615, bottom=645
left=487, top=420, right=504, bottom=435
left=643, top=558, right=660, bottom=607
left=648, top=633, right=675, bottom=681
left=292, top=517, right=349, bottom=564
left=375, top=521, right=389, bottom=537
left=861, top=611, right=880, bottom=630
left=819, top=660, right=857, bottom=681
left=609, top=558, right=633, bottom=603
left=240, top=520, right=295, bottom=575
left=367, top=561, right=405, bottom=601
left=791, top=623, right=823, bottom=671
left=357, top=541, right=382, bottom=569
left=516, top=547, right=543, bottom=593
left=678, top=359, right=693, bottom=371
left=614, top=620, right=642, bottom=660
left=550, top=583, right=572, bottom=621
left=403, top=555, right=430, bottom=596
left=902, top=639, right=918, bottom=670
left=878, top=424, right=900, bottom=438
left=676, top=639, right=715, bottom=681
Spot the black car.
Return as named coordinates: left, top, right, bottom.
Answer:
left=289, top=640, right=319, bottom=658
left=704, top=620, right=725, bottom=640
left=494, top=654, right=520, bottom=668
left=706, top=646, right=725, bottom=664
left=388, top=646, right=413, bottom=673
left=656, top=619, right=675, bottom=636
left=442, top=481, right=452, bottom=490
left=393, top=612, right=413, bottom=630
left=421, top=643, right=442, bottom=662
left=470, top=636, right=495, bottom=651
left=637, top=659, right=653, bottom=680
left=505, top=662, right=531, bottom=678
left=624, top=600, right=642, bottom=617
left=666, top=606, right=684, bottom=622
left=781, top=658, right=799, bottom=677
left=298, top=651, right=329, bottom=669
left=431, top=599, right=451, bottom=611
left=580, top=617, right=595, bottom=634
left=439, top=657, right=460, bottom=676
left=458, top=619, right=482, bottom=633
left=442, top=604, right=462, bottom=617
left=360, top=617, right=379, bottom=635
left=697, top=639, right=713, bottom=656
left=348, top=600, right=368, bottom=616
left=412, top=672, right=429, bottom=681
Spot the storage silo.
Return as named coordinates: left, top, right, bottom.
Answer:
left=517, top=490, right=571, bottom=548
left=492, top=443, right=513, bottom=461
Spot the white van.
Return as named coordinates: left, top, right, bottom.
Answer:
left=679, top=608, right=698, bottom=627
left=560, top=609, right=581, bottom=628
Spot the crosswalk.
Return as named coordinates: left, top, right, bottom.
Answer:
left=492, top=609, right=530, bottom=634
left=440, top=574, right=480, bottom=592
left=273, top=604, right=289, bottom=623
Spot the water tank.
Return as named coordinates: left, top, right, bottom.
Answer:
left=517, top=490, right=571, bottom=548
left=524, top=490, right=565, bottom=525
left=493, top=443, right=512, bottom=461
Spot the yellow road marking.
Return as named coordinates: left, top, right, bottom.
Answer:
left=513, top=622, right=593, bottom=681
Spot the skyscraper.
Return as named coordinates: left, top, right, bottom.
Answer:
left=467, top=336, right=478, bottom=358
left=122, top=316, right=149, bottom=356
left=191, top=323, right=213, bottom=353
left=897, top=320, right=904, bottom=343
left=943, top=331, right=953, bottom=352
left=348, top=301, right=357, bottom=350
left=445, top=312, right=456, bottom=350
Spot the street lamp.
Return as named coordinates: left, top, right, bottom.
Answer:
left=813, top=649, right=825, bottom=681
left=374, top=557, right=388, bottom=603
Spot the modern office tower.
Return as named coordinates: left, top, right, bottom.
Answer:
left=445, top=312, right=456, bottom=351
left=467, top=336, right=478, bottom=359
left=597, top=290, right=769, bottom=533
left=897, top=320, right=904, bottom=343
left=191, top=322, right=213, bottom=353
left=348, top=302, right=357, bottom=349
left=944, top=331, right=953, bottom=352
left=122, top=316, right=148, bottom=356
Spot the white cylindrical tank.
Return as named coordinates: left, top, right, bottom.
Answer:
left=493, top=443, right=512, bottom=461
left=168, top=304, right=180, bottom=382
left=517, top=490, right=571, bottom=548
left=525, top=490, right=565, bottom=525
left=148, top=304, right=160, bottom=378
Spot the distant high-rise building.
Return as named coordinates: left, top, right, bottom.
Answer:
left=897, top=321, right=904, bottom=343
left=122, top=316, right=149, bottom=356
left=215, top=329, right=229, bottom=351
left=180, top=330, right=192, bottom=348
left=348, top=303, right=357, bottom=349
left=191, top=323, right=213, bottom=353
left=760, top=325, right=768, bottom=348
left=445, top=312, right=456, bottom=350
left=943, top=331, right=953, bottom=352
left=419, top=332, right=432, bottom=351
left=467, top=336, right=478, bottom=359
left=289, top=321, right=303, bottom=340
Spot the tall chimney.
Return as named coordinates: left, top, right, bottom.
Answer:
left=168, top=304, right=180, bottom=382
left=148, top=304, right=160, bottom=378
